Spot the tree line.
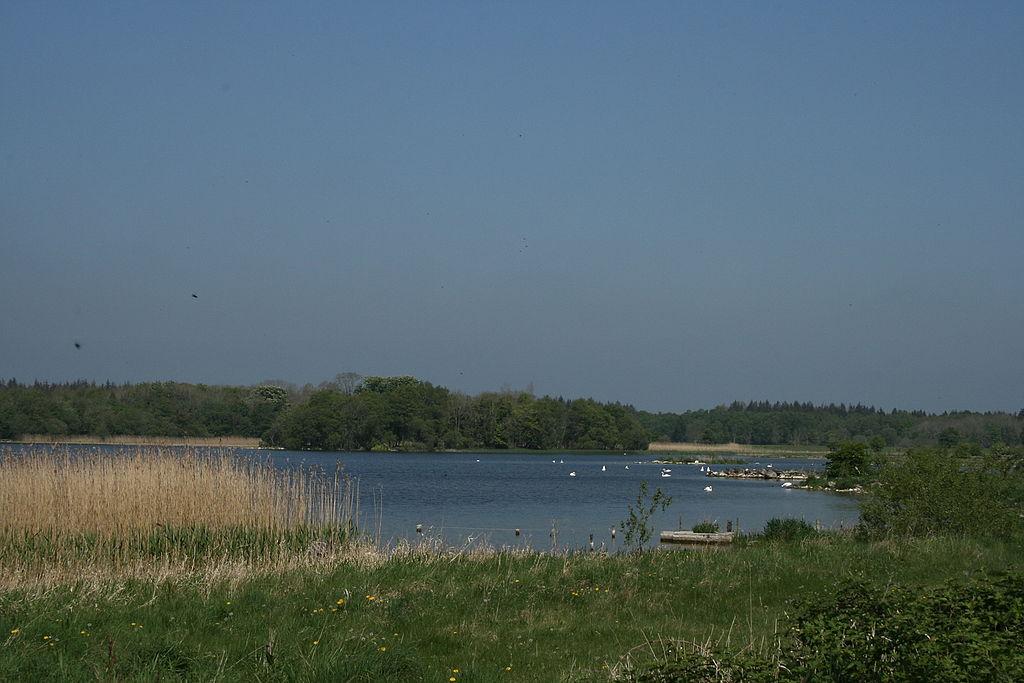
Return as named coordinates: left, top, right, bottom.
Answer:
left=0, top=376, right=648, bottom=451
left=1, top=377, right=1020, bottom=450
left=638, top=400, right=1023, bottom=448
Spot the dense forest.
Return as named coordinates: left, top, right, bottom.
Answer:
left=0, top=376, right=648, bottom=451
left=0, top=376, right=1021, bottom=451
left=638, top=401, right=1024, bottom=448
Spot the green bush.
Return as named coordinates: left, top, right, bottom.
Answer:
left=859, top=446, right=1023, bottom=538
left=762, top=518, right=816, bottom=542
left=785, top=571, right=1024, bottom=681
left=691, top=520, right=719, bottom=533
left=637, top=571, right=1024, bottom=682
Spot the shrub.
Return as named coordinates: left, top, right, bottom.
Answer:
left=859, top=446, right=1023, bottom=538
left=825, top=441, right=871, bottom=479
left=637, top=571, right=1024, bottom=681
left=620, top=482, right=672, bottom=552
left=691, top=520, right=719, bottom=533
left=762, top=518, right=816, bottom=542
left=785, top=571, right=1024, bottom=681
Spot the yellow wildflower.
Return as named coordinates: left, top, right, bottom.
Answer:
left=336, top=598, right=345, bottom=606
left=379, top=645, right=387, bottom=652
left=9, top=629, right=19, bottom=635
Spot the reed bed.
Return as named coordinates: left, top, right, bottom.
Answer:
left=0, top=445, right=355, bottom=585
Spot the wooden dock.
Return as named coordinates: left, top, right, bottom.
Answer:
left=659, top=530, right=735, bottom=546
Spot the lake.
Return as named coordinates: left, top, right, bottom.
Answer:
left=268, top=450, right=860, bottom=550
left=6, top=444, right=860, bottom=550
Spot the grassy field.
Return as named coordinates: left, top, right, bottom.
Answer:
left=1, top=536, right=1019, bottom=681
left=1, top=444, right=1019, bottom=680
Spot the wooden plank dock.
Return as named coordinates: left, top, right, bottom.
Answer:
left=659, top=530, right=735, bottom=545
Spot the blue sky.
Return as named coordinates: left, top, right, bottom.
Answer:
left=1, top=2, right=1022, bottom=412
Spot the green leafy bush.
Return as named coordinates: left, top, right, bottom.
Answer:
left=785, top=571, right=1024, bottom=681
left=762, top=518, right=816, bottom=542
left=860, top=446, right=1023, bottom=538
left=636, top=571, right=1024, bottom=682
left=691, top=520, right=720, bottom=533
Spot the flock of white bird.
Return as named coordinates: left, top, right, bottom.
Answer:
left=548, top=461, right=720, bottom=493
left=525, top=458, right=795, bottom=491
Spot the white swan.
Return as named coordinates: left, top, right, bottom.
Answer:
left=661, top=472, right=671, bottom=478
left=559, top=459, right=564, bottom=464
left=624, top=465, right=629, bottom=470
left=704, top=485, right=713, bottom=492
left=569, top=471, right=576, bottom=477
left=601, top=465, right=606, bottom=472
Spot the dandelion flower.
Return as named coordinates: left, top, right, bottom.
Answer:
left=379, top=646, right=387, bottom=652
left=9, top=629, right=19, bottom=635
left=449, top=678, right=456, bottom=682
left=452, top=668, right=460, bottom=673
left=312, top=639, right=319, bottom=645
left=336, top=598, right=345, bottom=606
left=43, top=635, right=51, bottom=640
left=506, top=666, right=513, bottom=671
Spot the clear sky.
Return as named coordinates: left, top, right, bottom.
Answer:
left=2, top=2, right=1022, bottom=413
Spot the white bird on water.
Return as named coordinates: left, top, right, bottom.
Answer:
left=624, top=465, right=630, bottom=470
left=559, top=459, right=564, bottom=464
left=601, top=465, right=606, bottom=472
left=781, top=482, right=793, bottom=488
left=661, top=472, right=671, bottom=478
left=704, top=485, right=713, bottom=492
left=569, top=471, right=577, bottom=478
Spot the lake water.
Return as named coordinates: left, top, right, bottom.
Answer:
left=7, top=445, right=860, bottom=550
left=268, top=450, right=861, bottom=550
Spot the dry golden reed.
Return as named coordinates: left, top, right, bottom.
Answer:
left=0, top=445, right=355, bottom=587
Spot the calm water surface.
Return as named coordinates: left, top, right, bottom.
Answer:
left=11, top=445, right=860, bottom=550
left=269, top=450, right=860, bottom=550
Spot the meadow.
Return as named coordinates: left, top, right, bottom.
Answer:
left=0, top=445, right=1020, bottom=681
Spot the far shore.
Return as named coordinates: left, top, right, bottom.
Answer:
left=647, top=441, right=829, bottom=456
left=7, top=437, right=830, bottom=456
left=12, top=434, right=262, bottom=448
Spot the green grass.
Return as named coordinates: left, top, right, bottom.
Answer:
left=1, top=535, right=1019, bottom=681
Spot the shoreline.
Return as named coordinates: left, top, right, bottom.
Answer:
left=648, top=441, right=829, bottom=456
left=10, top=435, right=262, bottom=448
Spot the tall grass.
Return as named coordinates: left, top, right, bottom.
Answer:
left=0, top=446, right=355, bottom=586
